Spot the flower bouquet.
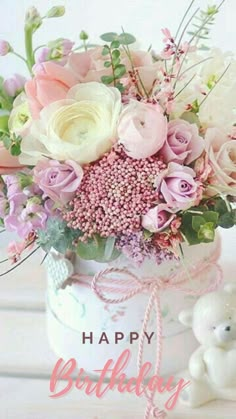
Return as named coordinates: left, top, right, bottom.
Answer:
left=0, top=2, right=235, bottom=416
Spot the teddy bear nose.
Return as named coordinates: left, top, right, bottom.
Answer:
left=225, top=326, right=231, bottom=331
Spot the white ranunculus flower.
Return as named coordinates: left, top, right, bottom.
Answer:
left=171, top=49, right=236, bottom=130
left=205, top=127, right=236, bottom=196
left=19, top=82, right=121, bottom=165
left=8, top=93, right=32, bottom=136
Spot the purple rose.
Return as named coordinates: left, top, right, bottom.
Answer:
left=160, top=120, right=205, bottom=165
left=34, top=159, right=83, bottom=205
left=155, top=162, right=200, bottom=211
left=142, top=203, right=175, bottom=232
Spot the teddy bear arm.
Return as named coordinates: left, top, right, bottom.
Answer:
left=189, top=348, right=206, bottom=380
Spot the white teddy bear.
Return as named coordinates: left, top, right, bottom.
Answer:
left=179, top=283, right=236, bottom=407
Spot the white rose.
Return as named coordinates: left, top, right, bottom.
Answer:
left=8, top=93, right=32, bottom=136
left=19, top=82, right=121, bottom=165
left=205, top=127, right=236, bottom=196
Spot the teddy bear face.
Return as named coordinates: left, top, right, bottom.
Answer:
left=192, top=291, right=236, bottom=346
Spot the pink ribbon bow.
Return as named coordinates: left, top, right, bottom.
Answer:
left=68, top=245, right=223, bottom=418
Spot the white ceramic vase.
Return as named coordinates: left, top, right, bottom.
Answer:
left=46, top=234, right=221, bottom=378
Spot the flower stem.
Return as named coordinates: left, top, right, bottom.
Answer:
left=24, top=25, right=35, bottom=74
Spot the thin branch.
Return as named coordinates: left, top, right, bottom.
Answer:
left=40, top=252, right=48, bottom=265
left=175, top=0, right=196, bottom=40
left=198, top=63, right=231, bottom=107
left=173, top=73, right=196, bottom=99
left=0, top=246, right=40, bottom=277
left=179, top=56, right=213, bottom=78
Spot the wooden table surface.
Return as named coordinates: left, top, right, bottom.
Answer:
left=1, top=228, right=236, bottom=419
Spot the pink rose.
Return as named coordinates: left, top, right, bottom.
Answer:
left=160, top=119, right=205, bottom=164
left=68, top=47, right=156, bottom=84
left=142, top=203, right=175, bottom=232
left=155, top=162, right=199, bottom=210
left=118, top=101, right=167, bottom=159
left=25, top=61, right=78, bottom=119
left=205, top=128, right=236, bottom=196
left=34, top=160, right=83, bottom=205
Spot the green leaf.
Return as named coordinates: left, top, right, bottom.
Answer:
left=211, top=197, right=227, bottom=215
left=180, top=112, right=200, bottom=127
left=10, top=143, right=21, bottom=156
left=104, top=61, right=112, bottom=68
left=2, top=135, right=11, bottom=150
left=102, top=45, right=110, bottom=56
left=118, top=32, right=136, bottom=45
left=114, top=64, right=126, bottom=79
left=203, top=211, right=218, bottom=225
left=77, top=235, right=120, bottom=262
left=112, top=49, right=120, bottom=60
left=0, top=115, right=9, bottom=134
left=101, top=75, right=114, bottom=85
left=197, top=222, right=215, bottom=242
left=115, top=82, right=125, bottom=93
left=111, top=40, right=120, bottom=49
left=100, top=32, right=118, bottom=42
left=192, top=215, right=206, bottom=232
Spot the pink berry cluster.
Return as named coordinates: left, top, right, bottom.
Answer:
left=65, top=146, right=166, bottom=240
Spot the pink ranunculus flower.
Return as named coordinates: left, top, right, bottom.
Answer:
left=160, top=119, right=205, bottom=165
left=155, top=162, right=200, bottom=211
left=0, top=144, right=23, bottom=175
left=34, top=159, right=83, bottom=205
left=118, top=101, right=167, bottom=159
left=142, top=203, right=175, bottom=233
left=205, top=127, right=236, bottom=196
left=25, top=61, right=78, bottom=119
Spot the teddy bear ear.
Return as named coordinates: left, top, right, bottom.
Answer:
left=178, top=308, right=193, bottom=327
left=224, top=283, right=236, bottom=294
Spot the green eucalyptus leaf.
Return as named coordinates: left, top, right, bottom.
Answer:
left=112, top=49, right=120, bottom=60
left=102, top=45, right=110, bottom=56
left=100, top=32, right=118, bottom=42
left=77, top=235, right=120, bottom=262
left=114, top=64, right=126, bottom=79
left=203, top=211, right=219, bottom=225
left=115, top=82, right=125, bottom=93
left=118, top=32, right=136, bottom=45
left=101, top=75, right=114, bottom=85
left=111, top=40, right=120, bottom=49
left=218, top=212, right=235, bottom=229
left=104, top=61, right=112, bottom=68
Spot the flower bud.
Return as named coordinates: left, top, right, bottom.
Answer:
left=25, top=6, right=42, bottom=32
left=80, top=30, right=89, bottom=41
left=46, top=6, right=65, bottom=18
left=3, top=74, right=26, bottom=97
left=0, top=40, right=11, bottom=56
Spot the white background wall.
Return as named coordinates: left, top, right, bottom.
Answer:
left=0, top=0, right=235, bottom=78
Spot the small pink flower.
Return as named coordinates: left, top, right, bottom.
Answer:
left=155, top=162, right=200, bottom=211
left=160, top=119, right=205, bottom=164
left=161, top=28, right=173, bottom=43
left=0, top=40, right=11, bottom=56
left=8, top=240, right=26, bottom=262
left=3, top=74, right=26, bottom=97
left=118, top=101, right=167, bottom=159
left=34, top=159, right=83, bottom=205
left=142, top=203, right=175, bottom=232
